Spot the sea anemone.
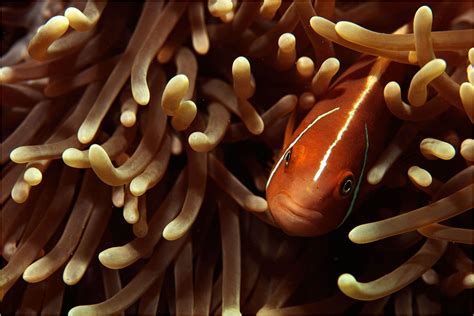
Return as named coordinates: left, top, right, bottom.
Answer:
left=1, top=1, right=472, bottom=315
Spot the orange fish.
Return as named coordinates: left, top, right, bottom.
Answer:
left=266, top=56, right=400, bottom=236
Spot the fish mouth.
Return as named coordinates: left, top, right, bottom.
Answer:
left=269, top=192, right=327, bottom=237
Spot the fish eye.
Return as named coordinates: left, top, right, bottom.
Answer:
left=339, top=175, right=354, bottom=196
left=284, top=148, right=292, bottom=168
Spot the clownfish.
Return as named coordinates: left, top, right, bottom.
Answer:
left=266, top=56, right=400, bottom=237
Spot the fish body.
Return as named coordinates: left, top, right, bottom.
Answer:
left=266, top=56, right=399, bottom=236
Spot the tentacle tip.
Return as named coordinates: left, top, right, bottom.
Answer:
left=62, top=273, right=80, bottom=286
left=98, top=248, right=131, bottom=270
left=98, top=250, right=112, bottom=267
left=366, top=172, right=382, bottom=185
left=309, top=16, right=327, bottom=31
left=68, top=306, right=98, bottom=316
left=249, top=121, right=265, bottom=135
left=444, top=151, right=456, bottom=161
left=174, top=74, right=189, bottom=83
left=418, top=5, right=433, bottom=14
left=384, top=81, right=401, bottom=97
left=0, top=66, right=13, bottom=84
left=24, top=167, right=43, bottom=186
left=415, top=5, right=433, bottom=21
left=65, top=7, right=94, bottom=32
left=62, top=148, right=79, bottom=162
left=112, top=197, right=125, bottom=208
left=209, top=0, right=233, bottom=17
left=9, top=148, right=23, bottom=163
left=130, top=180, right=146, bottom=197
left=348, top=228, right=365, bottom=244
left=408, top=51, right=418, bottom=64
left=244, top=196, right=268, bottom=212
left=408, top=170, right=431, bottom=186
left=120, top=112, right=136, bottom=127
left=327, top=57, right=340, bottom=67
left=162, top=228, right=175, bottom=241
left=77, top=127, right=94, bottom=144
left=22, top=267, right=41, bottom=283
left=11, top=189, right=29, bottom=204
left=194, top=42, right=210, bottom=55
left=188, top=132, right=210, bottom=152
left=233, top=56, right=250, bottom=68
left=89, top=144, right=107, bottom=159
left=278, top=33, right=296, bottom=51
left=134, top=93, right=150, bottom=106
left=163, top=75, right=189, bottom=107
left=436, top=58, right=447, bottom=70
left=334, top=21, right=352, bottom=35
left=162, top=75, right=191, bottom=114
left=47, top=15, right=70, bottom=29
left=162, top=224, right=184, bottom=241
left=63, top=148, right=91, bottom=169
left=64, top=7, right=85, bottom=22
left=459, top=82, right=474, bottom=122
left=337, top=273, right=357, bottom=290
left=460, top=139, right=474, bottom=161
left=64, top=6, right=80, bottom=15
left=464, top=274, right=474, bottom=287
left=125, top=214, right=139, bottom=224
